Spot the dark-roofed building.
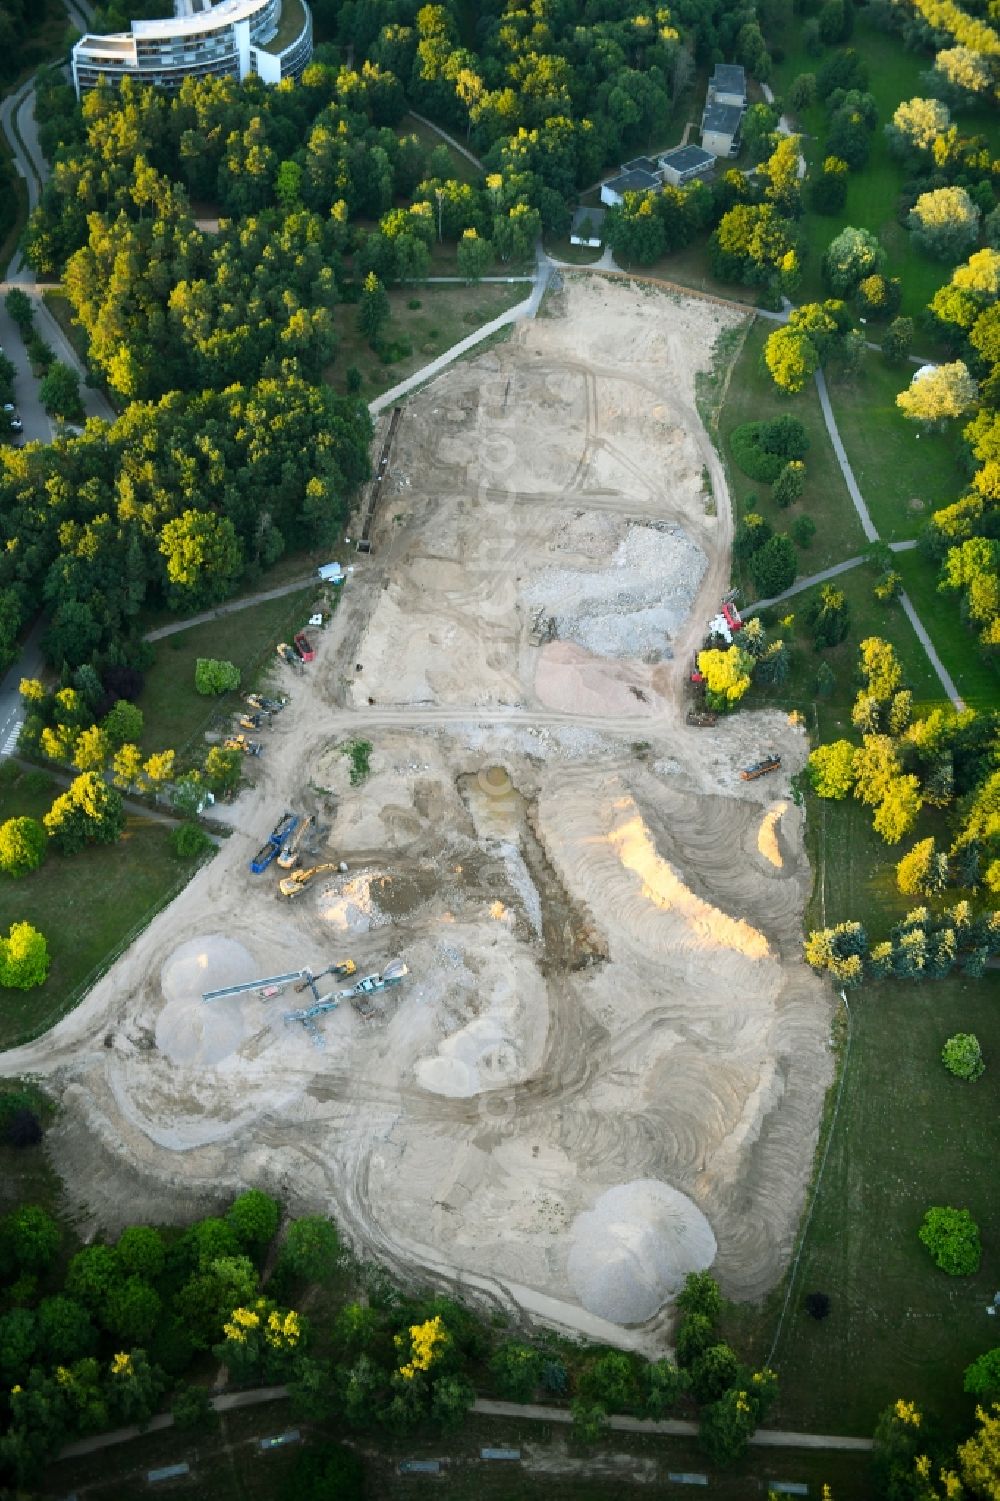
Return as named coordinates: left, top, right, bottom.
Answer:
left=701, top=101, right=744, bottom=158
left=658, top=144, right=715, bottom=187
left=600, top=167, right=661, bottom=207
left=621, top=156, right=661, bottom=178
left=569, top=205, right=606, bottom=246
left=707, top=63, right=747, bottom=108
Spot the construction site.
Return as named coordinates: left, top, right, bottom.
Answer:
left=2, top=277, right=834, bottom=1352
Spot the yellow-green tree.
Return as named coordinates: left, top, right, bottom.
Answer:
left=897, top=361, right=978, bottom=424
left=112, top=743, right=144, bottom=790
left=764, top=325, right=819, bottom=393
left=807, top=740, right=856, bottom=798
left=72, top=725, right=110, bottom=774
left=143, top=750, right=176, bottom=786
left=959, top=1402, right=1000, bottom=1497
left=873, top=775, right=923, bottom=844
left=696, top=647, right=753, bottom=709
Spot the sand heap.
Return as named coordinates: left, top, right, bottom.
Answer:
left=155, top=935, right=259, bottom=1067
left=567, top=1180, right=718, bottom=1323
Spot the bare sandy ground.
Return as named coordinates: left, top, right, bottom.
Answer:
left=0, top=277, right=833, bottom=1352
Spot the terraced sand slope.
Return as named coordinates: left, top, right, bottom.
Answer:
left=0, top=276, right=834, bottom=1352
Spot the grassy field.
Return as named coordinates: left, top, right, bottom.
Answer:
left=755, top=774, right=1000, bottom=1439
left=51, top=1399, right=876, bottom=1500
left=0, top=764, right=201, bottom=1050
left=893, top=547, right=1000, bottom=710
left=138, top=586, right=318, bottom=757
left=752, top=562, right=945, bottom=716
left=717, top=321, right=868, bottom=583
left=324, top=281, right=528, bottom=398
left=770, top=15, right=1000, bottom=320
left=771, top=16, right=954, bottom=318
left=829, top=356, right=962, bottom=542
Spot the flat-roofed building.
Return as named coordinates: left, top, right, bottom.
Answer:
left=71, top=0, right=312, bottom=96
left=706, top=63, right=747, bottom=109
left=659, top=144, right=715, bottom=186
left=701, top=101, right=744, bottom=158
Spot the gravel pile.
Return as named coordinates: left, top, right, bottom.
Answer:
left=522, top=523, right=706, bottom=660
left=567, top=1179, right=717, bottom=1325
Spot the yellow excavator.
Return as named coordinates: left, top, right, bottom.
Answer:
left=277, top=814, right=314, bottom=869
left=278, top=862, right=339, bottom=898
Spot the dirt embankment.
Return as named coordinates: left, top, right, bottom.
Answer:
left=1, top=277, right=833, bottom=1353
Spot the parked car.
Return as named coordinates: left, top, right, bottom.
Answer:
left=9, top=414, right=22, bottom=433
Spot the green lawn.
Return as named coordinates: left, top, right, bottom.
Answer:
left=718, top=322, right=868, bottom=583
left=138, top=587, right=317, bottom=757
left=893, top=547, right=1000, bottom=710
left=830, top=356, right=963, bottom=542
left=0, top=764, right=201, bottom=1050
left=772, top=16, right=992, bottom=320
left=324, top=281, right=528, bottom=399
left=753, top=563, right=946, bottom=716
left=759, top=779, right=1000, bottom=1438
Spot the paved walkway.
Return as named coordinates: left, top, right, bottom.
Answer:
left=56, top=1385, right=873, bottom=1463
left=143, top=576, right=317, bottom=641
left=812, top=369, right=964, bottom=709
left=749, top=540, right=917, bottom=612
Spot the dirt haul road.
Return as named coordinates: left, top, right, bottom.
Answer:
left=1, top=277, right=833, bottom=1352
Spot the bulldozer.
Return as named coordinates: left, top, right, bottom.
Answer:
left=224, top=734, right=263, bottom=757
left=238, top=712, right=265, bottom=731
left=278, top=862, right=341, bottom=898
left=246, top=693, right=286, bottom=713
left=276, top=814, right=314, bottom=869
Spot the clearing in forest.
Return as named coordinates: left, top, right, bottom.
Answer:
left=2, top=278, right=833, bottom=1351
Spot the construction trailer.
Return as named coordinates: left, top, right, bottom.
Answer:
left=283, top=959, right=409, bottom=1047
left=250, top=812, right=299, bottom=874
left=740, top=753, right=781, bottom=781
left=686, top=709, right=718, bottom=727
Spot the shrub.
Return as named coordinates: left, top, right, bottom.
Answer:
left=751, top=534, right=797, bottom=597
left=734, top=512, right=773, bottom=560
left=805, top=1291, right=831, bottom=1319
left=918, top=1206, right=981, bottom=1275
left=791, top=514, right=816, bottom=548
left=171, top=822, right=213, bottom=859
left=343, top=739, right=372, bottom=786
left=194, top=659, right=241, bottom=696
left=773, top=460, right=806, bottom=509
left=490, top=1341, right=543, bottom=1401
left=941, top=1032, right=985, bottom=1080
left=227, top=1189, right=280, bottom=1252
left=0, top=922, right=49, bottom=989
left=730, top=418, right=809, bottom=482
left=0, top=817, right=46, bottom=878
left=964, top=1348, right=1000, bottom=1400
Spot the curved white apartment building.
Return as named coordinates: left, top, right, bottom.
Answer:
left=71, top=0, right=313, bottom=97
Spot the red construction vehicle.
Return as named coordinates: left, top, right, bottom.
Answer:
left=294, top=631, right=315, bottom=663
left=721, top=602, right=743, bottom=633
